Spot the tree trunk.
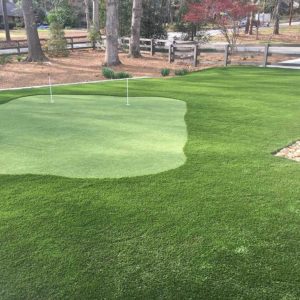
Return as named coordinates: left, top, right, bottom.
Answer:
left=289, top=0, right=294, bottom=26
left=169, top=0, right=173, bottom=24
left=1, top=0, right=11, bottom=41
left=273, top=0, right=280, bottom=35
left=93, top=0, right=100, bottom=31
left=22, top=0, right=47, bottom=62
left=256, top=17, right=259, bottom=40
left=129, top=0, right=143, bottom=58
left=249, top=11, right=254, bottom=35
left=104, top=0, right=120, bottom=66
left=248, top=0, right=255, bottom=35
left=245, top=15, right=250, bottom=34
left=84, top=0, right=91, bottom=30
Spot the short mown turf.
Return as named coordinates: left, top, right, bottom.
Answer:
left=0, top=67, right=300, bottom=299
left=0, top=95, right=186, bottom=178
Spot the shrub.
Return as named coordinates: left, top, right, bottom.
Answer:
left=46, top=21, right=69, bottom=57
left=88, top=26, right=102, bottom=48
left=14, top=21, right=23, bottom=30
left=16, top=56, right=23, bottom=62
left=175, top=69, right=189, bottom=76
left=0, top=55, right=12, bottom=65
left=47, top=6, right=75, bottom=28
left=161, top=68, right=170, bottom=77
left=102, top=67, right=115, bottom=79
left=114, top=72, right=132, bottom=79
left=102, top=68, right=132, bottom=79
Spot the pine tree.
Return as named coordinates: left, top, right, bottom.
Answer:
left=22, top=0, right=47, bottom=62
left=47, top=18, right=69, bottom=57
left=104, top=0, right=121, bottom=66
left=129, top=0, right=143, bottom=58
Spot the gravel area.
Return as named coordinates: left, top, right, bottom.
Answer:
left=275, top=141, right=300, bottom=162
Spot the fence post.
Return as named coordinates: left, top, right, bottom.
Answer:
left=193, top=44, right=198, bottom=67
left=224, top=44, right=229, bottom=67
left=150, top=39, right=155, bottom=56
left=263, top=43, right=269, bottom=67
left=17, top=41, right=21, bottom=55
left=169, top=44, right=174, bottom=63
left=70, top=38, right=74, bottom=50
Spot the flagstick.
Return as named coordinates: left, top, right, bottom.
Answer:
left=48, top=73, right=54, bottom=104
left=126, top=78, right=130, bottom=106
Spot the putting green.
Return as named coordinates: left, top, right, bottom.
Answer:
left=0, top=95, right=187, bottom=178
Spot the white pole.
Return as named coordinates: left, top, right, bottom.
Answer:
left=48, top=73, right=54, bottom=104
left=126, top=78, right=130, bottom=106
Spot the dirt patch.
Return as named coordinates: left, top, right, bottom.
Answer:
left=275, top=141, right=300, bottom=162
left=0, top=50, right=207, bottom=89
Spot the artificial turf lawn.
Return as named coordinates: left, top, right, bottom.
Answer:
left=0, top=95, right=187, bottom=178
left=0, top=67, right=299, bottom=299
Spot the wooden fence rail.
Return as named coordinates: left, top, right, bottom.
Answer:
left=0, top=36, right=91, bottom=54
left=1, top=36, right=300, bottom=68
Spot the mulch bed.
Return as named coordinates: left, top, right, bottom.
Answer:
left=0, top=50, right=210, bottom=89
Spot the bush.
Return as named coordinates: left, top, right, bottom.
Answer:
left=47, top=6, right=75, bottom=27
left=14, top=21, right=23, bottom=30
left=46, top=21, right=69, bottom=57
left=114, top=72, right=132, bottom=79
left=0, top=55, right=12, bottom=65
left=88, top=26, right=102, bottom=48
left=161, top=68, right=170, bottom=77
left=175, top=69, right=189, bottom=76
left=102, top=68, right=132, bottom=80
left=102, top=67, right=115, bottom=79
left=16, top=56, right=23, bottom=62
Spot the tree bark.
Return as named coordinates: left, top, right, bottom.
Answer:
left=129, top=0, right=143, bottom=58
left=256, top=16, right=259, bottom=40
left=273, top=0, right=280, bottom=35
left=248, top=0, right=255, bottom=35
left=92, top=0, right=99, bottom=31
left=245, top=15, right=250, bottom=34
left=104, top=0, right=120, bottom=66
left=1, top=0, right=11, bottom=41
left=249, top=11, right=254, bottom=35
left=84, top=0, right=91, bottom=30
left=168, top=0, right=173, bottom=24
left=22, top=0, right=47, bottom=62
left=289, top=0, right=294, bottom=26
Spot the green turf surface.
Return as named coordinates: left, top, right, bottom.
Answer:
left=0, top=67, right=300, bottom=299
left=0, top=95, right=187, bottom=178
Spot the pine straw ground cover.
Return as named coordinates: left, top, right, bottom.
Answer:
left=0, top=51, right=201, bottom=90
left=0, top=67, right=300, bottom=299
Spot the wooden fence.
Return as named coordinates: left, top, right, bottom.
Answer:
left=168, top=42, right=198, bottom=67
left=0, top=36, right=92, bottom=54
left=120, top=37, right=155, bottom=55
left=1, top=35, right=300, bottom=68
left=124, top=39, right=300, bottom=68
left=264, top=44, right=300, bottom=67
